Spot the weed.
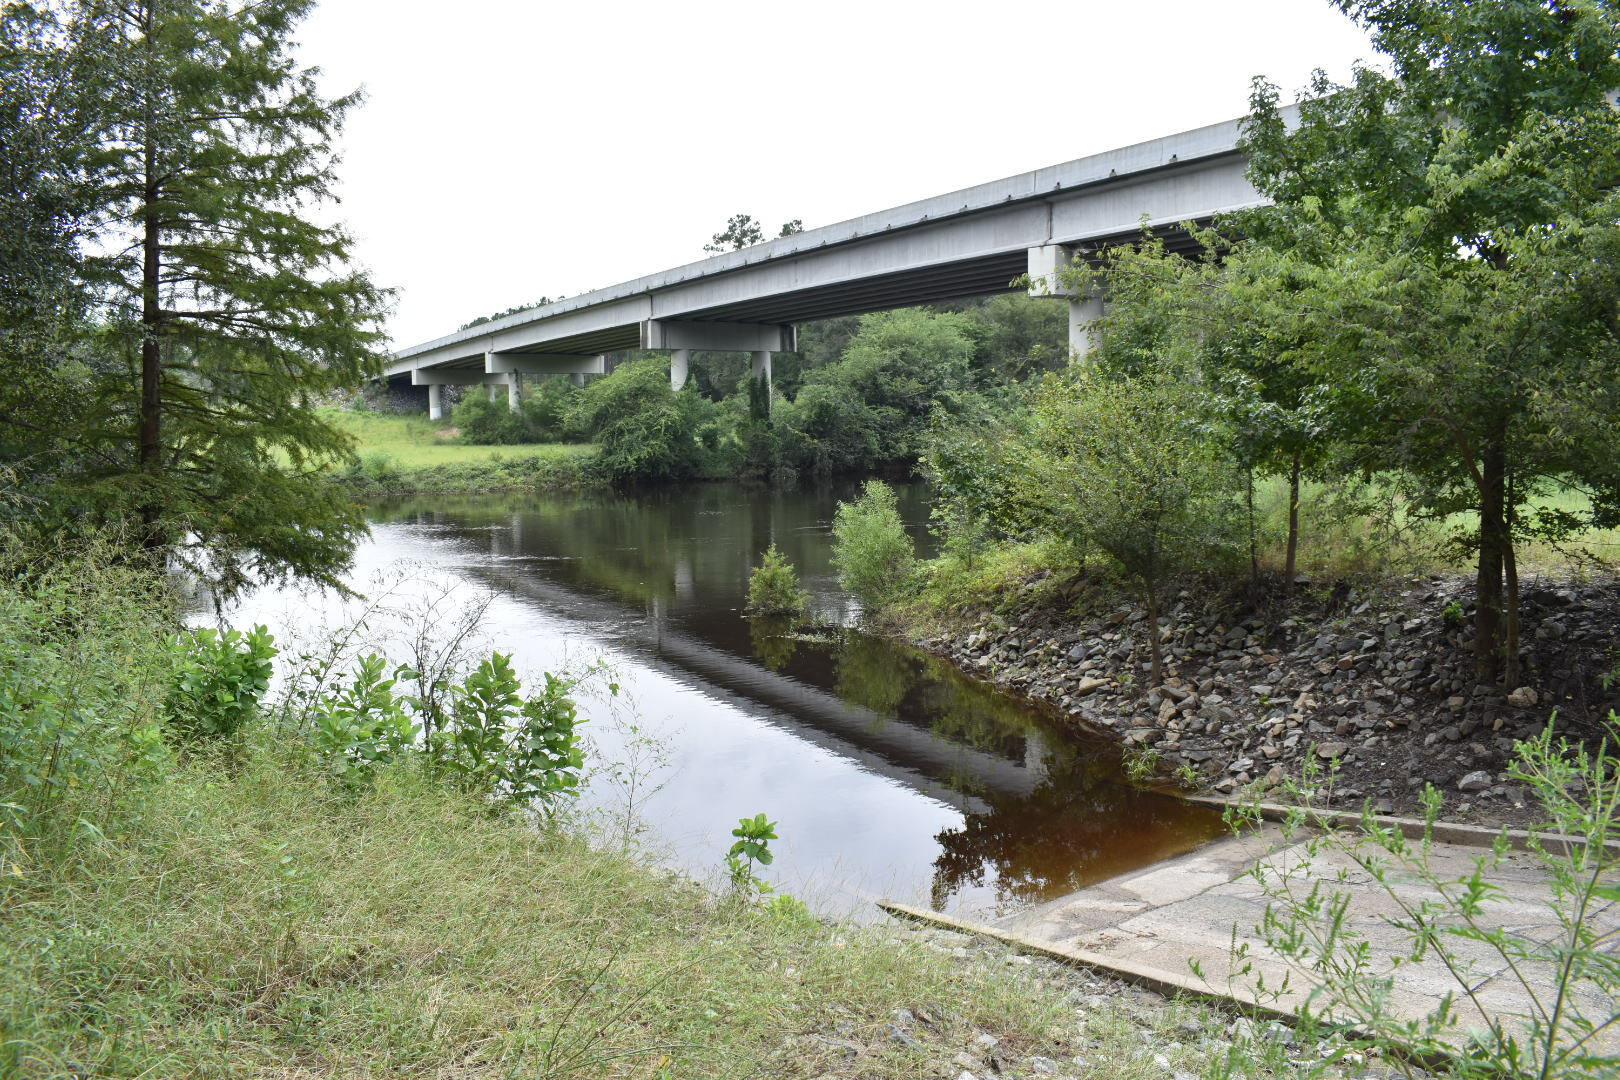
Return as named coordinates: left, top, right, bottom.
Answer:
left=166, top=625, right=277, bottom=740
left=1227, top=714, right=1620, bottom=1079
left=725, top=812, right=779, bottom=897
left=1123, top=745, right=1162, bottom=784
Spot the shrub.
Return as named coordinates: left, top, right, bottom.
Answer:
left=308, top=653, right=419, bottom=792
left=166, top=625, right=278, bottom=740
left=1019, top=368, right=1242, bottom=684
left=567, top=356, right=715, bottom=482
left=452, top=390, right=530, bottom=444
left=359, top=448, right=399, bottom=480
left=831, top=480, right=918, bottom=614
left=429, top=653, right=585, bottom=811
left=746, top=545, right=809, bottom=617
left=0, top=541, right=175, bottom=859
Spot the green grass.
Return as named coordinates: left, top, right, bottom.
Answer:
left=2, top=737, right=1087, bottom=1078
left=317, top=408, right=601, bottom=495
left=322, top=408, right=597, bottom=469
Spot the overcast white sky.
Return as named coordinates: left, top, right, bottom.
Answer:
left=294, top=1, right=1380, bottom=350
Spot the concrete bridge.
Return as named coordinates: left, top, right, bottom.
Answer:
left=386, top=109, right=1282, bottom=418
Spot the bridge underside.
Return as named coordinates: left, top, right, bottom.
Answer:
left=392, top=221, right=1210, bottom=378
left=387, top=110, right=1272, bottom=415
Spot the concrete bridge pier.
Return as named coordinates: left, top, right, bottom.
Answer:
left=641, top=319, right=794, bottom=411
left=1028, top=244, right=1104, bottom=360
left=1067, top=292, right=1105, bottom=358
left=428, top=383, right=444, bottom=420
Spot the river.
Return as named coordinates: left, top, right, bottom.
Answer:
left=221, top=480, right=1222, bottom=921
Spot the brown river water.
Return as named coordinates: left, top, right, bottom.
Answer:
left=221, top=481, right=1222, bottom=920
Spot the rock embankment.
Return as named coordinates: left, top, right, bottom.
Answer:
left=913, top=574, right=1619, bottom=823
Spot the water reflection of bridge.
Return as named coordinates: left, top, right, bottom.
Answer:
left=440, top=531, right=1053, bottom=817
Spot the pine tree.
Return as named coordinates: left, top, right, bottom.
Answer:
left=6, top=0, right=391, bottom=595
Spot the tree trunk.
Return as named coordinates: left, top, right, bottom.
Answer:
left=1245, top=465, right=1260, bottom=587
left=1474, top=426, right=1508, bottom=686
left=1284, top=448, right=1302, bottom=594
left=1143, top=584, right=1164, bottom=688
left=1504, top=499, right=1521, bottom=691
left=139, top=136, right=163, bottom=553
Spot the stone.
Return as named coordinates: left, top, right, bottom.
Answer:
left=1458, top=770, right=1493, bottom=793
left=1075, top=677, right=1107, bottom=695
left=1507, top=686, right=1538, bottom=709
left=1316, top=742, right=1349, bottom=760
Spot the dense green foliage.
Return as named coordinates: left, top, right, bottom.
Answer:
left=451, top=375, right=577, bottom=444
left=1228, top=0, right=1620, bottom=685
left=0, top=0, right=390, bottom=596
left=538, top=300, right=1065, bottom=484
left=564, top=355, right=719, bottom=482
left=165, top=625, right=277, bottom=740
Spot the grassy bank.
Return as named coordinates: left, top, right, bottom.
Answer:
left=0, top=543, right=1207, bottom=1079
left=5, top=744, right=1092, bottom=1077
left=322, top=408, right=601, bottom=495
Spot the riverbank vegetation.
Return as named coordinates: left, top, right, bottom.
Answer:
left=843, top=0, right=1620, bottom=709
left=411, top=297, right=1066, bottom=487
left=0, top=541, right=1098, bottom=1077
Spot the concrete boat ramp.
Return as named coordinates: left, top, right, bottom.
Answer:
left=882, top=808, right=1620, bottom=1059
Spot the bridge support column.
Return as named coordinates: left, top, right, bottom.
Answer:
left=428, top=383, right=445, bottom=421
left=749, top=350, right=772, bottom=419
left=1029, top=244, right=1105, bottom=361
left=1068, top=293, right=1105, bottom=359
left=670, top=348, right=690, bottom=391
left=487, top=383, right=502, bottom=404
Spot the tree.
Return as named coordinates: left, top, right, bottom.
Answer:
left=459, top=297, right=555, bottom=330
left=1074, top=233, right=1337, bottom=591
left=831, top=480, right=918, bottom=614
left=566, top=355, right=712, bottom=482
left=0, top=4, right=103, bottom=469
left=775, top=308, right=977, bottom=475
left=3, top=0, right=391, bottom=596
left=1238, top=0, right=1620, bottom=686
left=703, top=213, right=803, bottom=253
left=704, top=213, right=764, bottom=253
left=1018, top=369, right=1242, bottom=687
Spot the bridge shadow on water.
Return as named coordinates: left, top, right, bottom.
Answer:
left=369, top=483, right=1223, bottom=918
